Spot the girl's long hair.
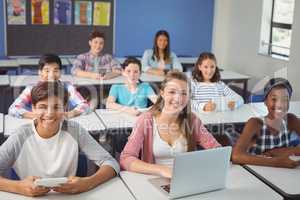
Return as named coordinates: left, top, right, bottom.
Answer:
left=192, top=52, right=220, bottom=82
left=149, top=70, right=196, bottom=151
left=152, top=30, right=171, bottom=64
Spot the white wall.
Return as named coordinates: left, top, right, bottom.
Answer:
left=212, top=0, right=299, bottom=100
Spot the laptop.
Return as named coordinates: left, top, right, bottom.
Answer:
left=149, top=146, right=232, bottom=199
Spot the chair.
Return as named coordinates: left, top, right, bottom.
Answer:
left=249, top=94, right=264, bottom=103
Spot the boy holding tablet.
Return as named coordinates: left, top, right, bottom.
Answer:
left=0, top=81, right=119, bottom=197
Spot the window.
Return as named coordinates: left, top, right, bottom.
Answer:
left=259, top=0, right=295, bottom=59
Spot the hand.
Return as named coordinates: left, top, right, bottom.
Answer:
left=23, top=112, right=40, bottom=119
left=274, top=156, right=299, bottom=168
left=91, top=73, right=104, bottom=80
left=158, top=165, right=172, bottom=179
left=53, top=176, right=90, bottom=194
left=18, top=176, right=50, bottom=197
left=64, top=112, right=73, bottom=119
left=263, top=147, right=297, bottom=157
left=227, top=101, right=236, bottom=110
left=125, top=107, right=142, bottom=116
left=203, top=101, right=216, bottom=112
left=64, top=110, right=81, bottom=119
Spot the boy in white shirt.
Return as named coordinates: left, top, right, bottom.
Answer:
left=0, top=81, right=119, bottom=197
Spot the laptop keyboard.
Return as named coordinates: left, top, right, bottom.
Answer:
left=161, top=184, right=170, bottom=193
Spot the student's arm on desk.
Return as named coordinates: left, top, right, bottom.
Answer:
left=145, top=68, right=165, bottom=76
left=22, top=112, right=39, bottom=119
left=232, top=118, right=299, bottom=168
left=103, top=70, right=121, bottom=80
left=64, top=110, right=82, bottom=119
left=74, top=69, right=102, bottom=79
left=52, top=165, right=116, bottom=194
left=0, top=176, right=50, bottom=197
left=128, top=160, right=172, bottom=179
left=106, top=88, right=141, bottom=116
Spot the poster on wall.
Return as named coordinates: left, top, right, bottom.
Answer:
left=74, top=1, right=92, bottom=25
left=31, top=0, right=49, bottom=25
left=54, top=0, right=72, bottom=25
left=93, top=2, right=110, bottom=26
left=7, top=0, right=26, bottom=25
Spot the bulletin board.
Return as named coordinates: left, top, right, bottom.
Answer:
left=5, top=0, right=114, bottom=56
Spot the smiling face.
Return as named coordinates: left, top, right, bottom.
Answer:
left=265, top=86, right=290, bottom=120
left=156, top=35, right=168, bottom=51
left=89, top=37, right=104, bottom=55
left=160, top=79, right=189, bottom=115
left=198, top=58, right=216, bottom=82
left=38, top=63, right=61, bottom=81
left=32, top=96, right=65, bottom=138
left=122, top=63, right=141, bottom=85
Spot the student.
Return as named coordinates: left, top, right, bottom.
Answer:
left=191, top=52, right=244, bottom=112
left=232, top=78, right=300, bottom=168
left=141, top=30, right=183, bottom=76
left=106, top=57, right=157, bottom=116
left=120, top=71, right=221, bottom=178
left=0, top=81, right=119, bottom=197
left=8, top=54, right=90, bottom=119
left=72, top=30, right=121, bottom=80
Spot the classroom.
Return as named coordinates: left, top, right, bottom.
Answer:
left=0, top=0, right=299, bottom=199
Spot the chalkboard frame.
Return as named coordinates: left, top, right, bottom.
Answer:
left=5, top=0, right=115, bottom=57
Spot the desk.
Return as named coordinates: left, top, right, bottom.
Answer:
left=17, top=58, right=69, bottom=66
left=96, top=103, right=264, bottom=129
left=194, top=103, right=263, bottom=125
left=9, top=73, right=161, bottom=87
left=95, top=109, right=137, bottom=130
left=120, top=165, right=282, bottom=200
left=17, top=58, right=70, bottom=74
left=140, top=73, right=164, bottom=83
left=0, top=59, right=19, bottom=74
left=4, top=115, right=31, bottom=136
left=4, top=113, right=105, bottom=136
left=9, top=75, right=75, bottom=87
left=220, top=70, right=250, bottom=100
left=69, top=57, right=197, bottom=66
left=69, top=57, right=136, bottom=65
left=245, top=165, right=300, bottom=199
left=0, top=177, right=134, bottom=200
left=251, top=101, right=300, bottom=117
left=72, top=76, right=128, bottom=86
left=178, top=57, right=198, bottom=64
left=69, top=112, right=105, bottom=133
left=72, top=73, right=164, bottom=86
left=0, top=75, right=10, bottom=86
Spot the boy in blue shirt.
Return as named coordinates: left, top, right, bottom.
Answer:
left=106, top=57, right=157, bottom=116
